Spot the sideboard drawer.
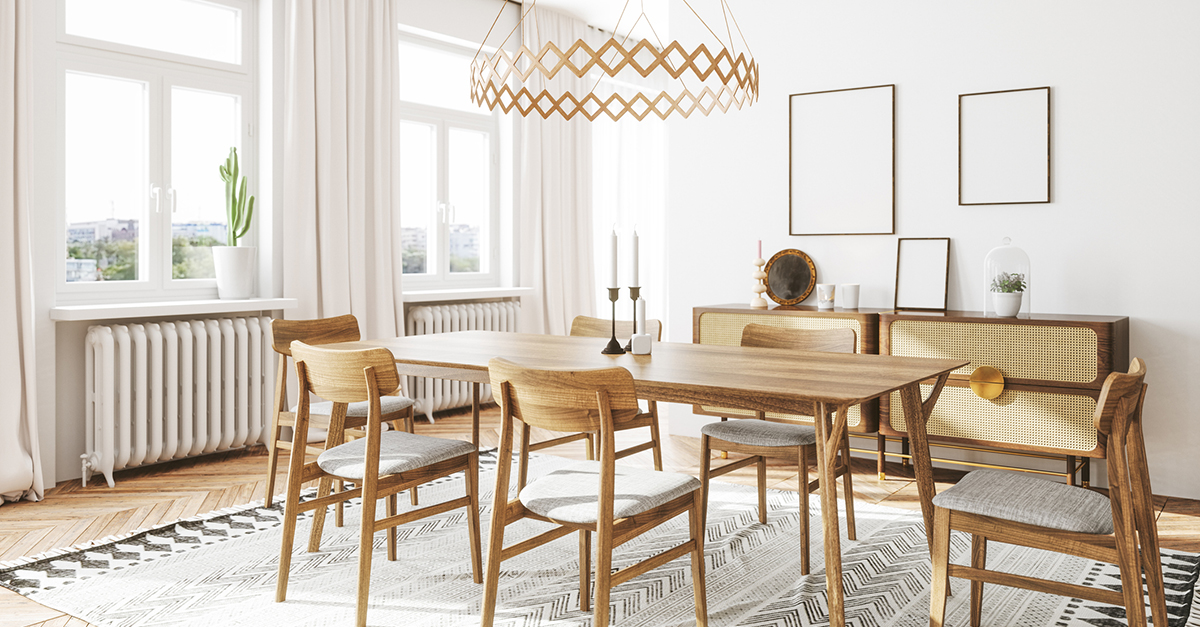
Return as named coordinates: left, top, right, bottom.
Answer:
left=889, top=319, right=1100, bottom=384
left=885, top=383, right=1100, bottom=456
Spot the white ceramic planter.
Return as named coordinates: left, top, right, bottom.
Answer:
left=993, top=291, right=1023, bottom=317
left=212, top=246, right=257, bottom=299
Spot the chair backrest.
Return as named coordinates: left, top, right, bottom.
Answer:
left=570, top=315, right=663, bottom=341
left=291, top=341, right=401, bottom=404
left=270, top=314, right=360, bottom=357
left=1094, top=358, right=1147, bottom=439
left=740, top=323, right=856, bottom=354
left=488, top=357, right=642, bottom=435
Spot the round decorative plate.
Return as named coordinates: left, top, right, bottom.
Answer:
left=764, top=249, right=817, bottom=305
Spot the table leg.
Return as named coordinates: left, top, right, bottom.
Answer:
left=898, top=374, right=949, bottom=551
left=814, top=401, right=850, bottom=627
left=472, top=382, right=481, bottom=449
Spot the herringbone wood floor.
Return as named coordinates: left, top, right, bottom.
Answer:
left=2, top=406, right=1198, bottom=627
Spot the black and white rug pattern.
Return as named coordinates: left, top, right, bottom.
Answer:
left=1, top=452, right=1197, bottom=627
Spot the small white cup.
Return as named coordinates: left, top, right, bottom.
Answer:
left=839, top=283, right=860, bottom=309
left=816, top=284, right=836, bottom=309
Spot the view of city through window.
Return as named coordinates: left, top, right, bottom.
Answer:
left=65, top=217, right=228, bottom=283
left=400, top=223, right=481, bottom=274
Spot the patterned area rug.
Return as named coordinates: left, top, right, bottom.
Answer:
left=2, top=453, right=1197, bottom=627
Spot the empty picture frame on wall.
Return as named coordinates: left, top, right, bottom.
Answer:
left=789, top=84, right=895, bottom=235
left=959, top=86, right=1051, bottom=205
left=895, top=237, right=951, bottom=311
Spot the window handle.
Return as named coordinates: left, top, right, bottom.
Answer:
left=167, top=188, right=177, bottom=213
left=150, top=185, right=162, bottom=213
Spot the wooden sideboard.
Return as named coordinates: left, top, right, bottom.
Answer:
left=878, top=310, right=1128, bottom=485
left=692, top=304, right=1129, bottom=485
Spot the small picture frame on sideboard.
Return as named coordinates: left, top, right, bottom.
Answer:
left=894, top=237, right=950, bottom=311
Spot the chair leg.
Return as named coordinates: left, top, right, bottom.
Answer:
left=593, top=526, right=614, bottom=627
left=401, top=409, right=419, bottom=506
left=307, top=476, right=334, bottom=552
left=386, top=493, right=397, bottom=562
left=648, top=401, right=664, bottom=471
left=970, top=534, right=986, bottom=627
left=466, top=452, right=483, bottom=584
left=264, top=426, right=284, bottom=508
left=355, top=479, right=378, bottom=627
left=579, top=531, right=592, bottom=612
left=585, top=433, right=596, bottom=462
left=756, top=454, right=768, bottom=525
left=698, top=434, right=712, bottom=535
left=798, top=443, right=811, bottom=576
left=335, top=480, right=344, bottom=528
left=481, top=500, right=508, bottom=627
left=930, top=507, right=952, bottom=627
left=840, top=431, right=857, bottom=541
left=274, top=443, right=309, bottom=603
left=690, top=488, right=709, bottom=627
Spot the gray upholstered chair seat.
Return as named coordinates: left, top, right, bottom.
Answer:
left=701, top=419, right=817, bottom=448
left=317, top=431, right=474, bottom=481
left=519, top=460, right=700, bottom=525
left=932, top=469, right=1114, bottom=535
left=292, top=395, right=415, bottom=418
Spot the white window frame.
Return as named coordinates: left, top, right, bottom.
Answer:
left=398, top=36, right=503, bottom=291
left=54, top=0, right=255, bottom=303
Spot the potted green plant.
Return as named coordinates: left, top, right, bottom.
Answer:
left=990, top=272, right=1026, bottom=317
left=211, top=147, right=256, bottom=299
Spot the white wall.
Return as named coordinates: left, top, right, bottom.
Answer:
left=666, top=1, right=1200, bottom=498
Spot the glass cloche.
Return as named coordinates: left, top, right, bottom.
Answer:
left=984, top=237, right=1030, bottom=317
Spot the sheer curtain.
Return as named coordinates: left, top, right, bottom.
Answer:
left=0, top=0, right=43, bottom=505
left=282, top=0, right=404, bottom=340
left=592, top=117, right=668, bottom=325
left=517, top=8, right=601, bottom=335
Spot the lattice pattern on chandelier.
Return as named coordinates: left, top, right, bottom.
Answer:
left=470, top=38, right=759, bottom=121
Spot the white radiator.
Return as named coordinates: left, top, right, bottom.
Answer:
left=82, top=316, right=272, bottom=487
left=405, top=301, right=520, bottom=422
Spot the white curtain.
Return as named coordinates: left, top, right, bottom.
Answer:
left=592, top=114, right=668, bottom=327
left=0, top=0, right=43, bottom=505
left=282, top=0, right=404, bottom=340
left=517, top=8, right=600, bottom=335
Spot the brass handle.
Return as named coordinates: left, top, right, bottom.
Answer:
left=969, top=366, right=1005, bottom=400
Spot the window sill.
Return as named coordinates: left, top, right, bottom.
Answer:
left=402, top=287, right=533, bottom=303
left=49, top=298, right=298, bottom=322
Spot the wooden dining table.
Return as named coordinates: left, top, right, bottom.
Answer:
left=329, top=330, right=967, bottom=627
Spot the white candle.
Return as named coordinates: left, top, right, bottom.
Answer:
left=636, top=297, right=646, bottom=335
left=631, top=230, right=639, bottom=287
left=610, top=229, right=618, bottom=288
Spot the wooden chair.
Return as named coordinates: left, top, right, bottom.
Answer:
left=930, top=358, right=1166, bottom=627
left=482, top=358, right=707, bottom=627
left=543, top=315, right=662, bottom=473
left=264, top=315, right=418, bottom=526
left=699, top=324, right=858, bottom=575
left=275, top=342, right=482, bottom=627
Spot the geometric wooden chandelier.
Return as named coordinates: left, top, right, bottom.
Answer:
left=471, top=0, right=758, bottom=122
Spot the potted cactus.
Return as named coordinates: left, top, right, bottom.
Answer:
left=211, top=147, right=257, bottom=299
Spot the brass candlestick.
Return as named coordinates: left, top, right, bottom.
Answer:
left=624, top=286, right=641, bottom=352
left=602, top=287, right=625, bottom=355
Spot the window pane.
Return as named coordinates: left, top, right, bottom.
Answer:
left=400, top=121, right=437, bottom=275
left=398, top=42, right=478, bottom=114
left=447, top=128, right=489, bottom=274
left=65, top=72, right=147, bottom=283
left=65, top=0, right=240, bottom=65
left=170, top=87, right=240, bottom=280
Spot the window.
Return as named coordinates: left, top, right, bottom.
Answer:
left=398, top=38, right=502, bottom=289
left=56, top=0, right=253, bottom=300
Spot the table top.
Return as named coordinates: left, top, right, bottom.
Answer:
left=331, top=331, right=967, bottom=414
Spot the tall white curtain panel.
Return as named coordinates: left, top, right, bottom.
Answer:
left=517, top=8, right=599, bottom=336
left=0, top=0, right=43, bottom=505
left=282, top=0, right=404, bottom=340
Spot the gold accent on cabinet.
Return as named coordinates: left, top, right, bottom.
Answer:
left=969, top=366, right=1005, bottom=399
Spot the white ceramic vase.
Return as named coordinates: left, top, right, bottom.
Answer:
left=212, top=246, right=257, bottom=299
left=993, top=291, right=1023, bottom=317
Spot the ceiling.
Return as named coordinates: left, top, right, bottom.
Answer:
left=529, top=0, right=670, bottom=42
